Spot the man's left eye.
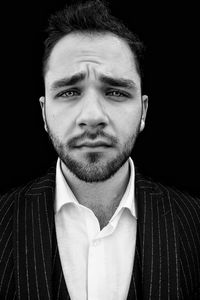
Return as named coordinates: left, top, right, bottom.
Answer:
left=108, top=91, right=124, bottom=97
left=106, top=90, right=128, bottom=98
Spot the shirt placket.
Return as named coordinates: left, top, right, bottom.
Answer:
left=87, top=238, right=103, bottom=300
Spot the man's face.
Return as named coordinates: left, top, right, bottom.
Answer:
left=40, top=33, right=148, bottom=182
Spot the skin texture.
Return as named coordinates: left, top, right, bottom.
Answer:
left=40, top=32, right=148, bottom=227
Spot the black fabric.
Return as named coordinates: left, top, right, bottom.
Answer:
left=0, top=165, right=199, bottom=299
left=52, top=222, right=70, bottom=300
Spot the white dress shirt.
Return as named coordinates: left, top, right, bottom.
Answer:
left=55, top=157, right=137, bottom=300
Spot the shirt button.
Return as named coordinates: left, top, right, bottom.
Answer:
left=92, top=240, right=100, bottom=247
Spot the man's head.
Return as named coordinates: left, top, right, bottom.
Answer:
left=40, top=0, right=148, bottom=182
left=42, top=0, right=145, bottom=83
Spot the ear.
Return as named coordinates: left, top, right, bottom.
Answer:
left=39, top=96, right=48, bottom=132
left=140, top=95, right=149, bottom=132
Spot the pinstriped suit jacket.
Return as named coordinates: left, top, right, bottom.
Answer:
left=0, top=164, right=200, bottom=299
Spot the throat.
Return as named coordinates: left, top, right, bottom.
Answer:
left=95, top=213, right=111, bottom=231
left=85, top=199, right=120, bottom=230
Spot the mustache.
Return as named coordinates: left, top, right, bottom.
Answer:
left=67, top=130, right=118, bottom=148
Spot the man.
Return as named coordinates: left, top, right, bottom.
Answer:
left=0, top=0, right=199, bottom=299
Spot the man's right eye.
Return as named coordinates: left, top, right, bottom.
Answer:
left=56, top=89, right=80, bottom=98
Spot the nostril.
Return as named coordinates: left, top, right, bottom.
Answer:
left=98, top=122, right=106, bottom=127
left=79, top=122, right=106, bottom=129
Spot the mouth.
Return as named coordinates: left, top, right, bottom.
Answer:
left=75, top=141, right=112, bottom=148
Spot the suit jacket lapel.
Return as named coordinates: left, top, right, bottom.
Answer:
left=127, top=233, right=143, bottom=299
left=13, top=165, right=69, bottom=299
left=131, top=170, right=180, bottom=299
left=52, top=223, right=70, bottom=300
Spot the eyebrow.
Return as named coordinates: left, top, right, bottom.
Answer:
left=51, top=72, right=86, bottom=91
left=99, top=75, right=137, bottom=90
left=50, top=72, right=137, bottom=91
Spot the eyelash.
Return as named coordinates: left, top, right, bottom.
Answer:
left=56, top=89, right=130, bottom=99
left=56, top=89, right=80, bottom=98
left=106, top=90, right=129, bottom=98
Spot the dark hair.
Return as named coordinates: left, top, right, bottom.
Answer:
left=43, top=0, right=145, bottom=84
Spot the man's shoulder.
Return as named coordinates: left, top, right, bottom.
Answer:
left=135, top=168, right=200, bottom=220
left=0, top=164, right=56, bottom=212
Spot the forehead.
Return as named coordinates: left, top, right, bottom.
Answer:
left=45, top=33, right=140, bottom=87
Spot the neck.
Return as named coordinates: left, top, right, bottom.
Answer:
left=61, top=159, right=130, bottom=229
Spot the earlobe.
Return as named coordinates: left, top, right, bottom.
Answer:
left=140, top=119, right=145, bottom=132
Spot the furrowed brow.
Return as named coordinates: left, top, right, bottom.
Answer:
left=50, top=72, right=86, bottom=91
left=100, top=75, right=137, bottom=90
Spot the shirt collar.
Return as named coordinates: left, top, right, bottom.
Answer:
left=55, top=158, right=78, bottom=213
left=109, top=157, right=137, bottom=229
left=55, top=157, right=137, bottom=220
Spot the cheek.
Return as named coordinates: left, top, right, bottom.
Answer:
left=111, top=105, right=142, bottom=135
left=45, top=105, right=73, bottom=138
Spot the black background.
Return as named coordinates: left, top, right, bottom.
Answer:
left=0, top=0, right=199, bottom=196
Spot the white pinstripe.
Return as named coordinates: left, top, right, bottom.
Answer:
left=0, top=190, right=16, bottom=213
left=37, top=197, right=51, bottom=300
left=44, top=193, right=52, bottom=249
left=177, top=215, right=196, bottom=275
left=174, top=194, right=200, bottom=270
left=182, top=234, right=194, bottom=288
left=0, top=201, right=14, bottom=228
left=149, top=195, right=154, bottom=299
left=0, top=248, right=13, bottom=291
left=0, top=216, right=12, bottom=243
left=180, top=257, right=189, bottom=295
left=132, top=273, right=137, bottom=300
left=53, top=244, right=58, bottom=270
left=164, top=188, right=179, bottom=299
left=16, top=193, right=20, bottom=300
left=31, top=202, right=40, bottom=300
left=162, top=197, right=170, bottom=300
left=141, top=191, right=147, bottom=284
left=25, top=197, right=30, bottom=300
left=157, top=198, right=162, bottom=300
left=0, top=230, right=12, bottom=265
left=56, top=272, right=63, bottom=300
left=5, top=267, right=14, bottom=300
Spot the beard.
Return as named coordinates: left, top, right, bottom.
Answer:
left=46, top=124, right=141, bottom=183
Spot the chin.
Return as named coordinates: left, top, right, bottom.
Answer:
left=61, top=150, right=129, bottom=183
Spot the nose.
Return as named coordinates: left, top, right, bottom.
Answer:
left=76, top=91, right=109, bottom=130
